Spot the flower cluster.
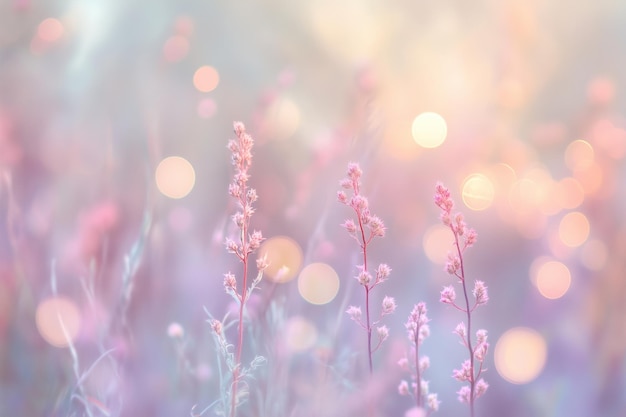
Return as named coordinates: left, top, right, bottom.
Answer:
left=338, top=162, right=395, bottom=374
left=213, top=122, right=268, bottom=417
left=398, top=302, right=440, bottom=415
left=435, top=183, right=489, bottom=416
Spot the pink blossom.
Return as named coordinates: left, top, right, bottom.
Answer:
left=346, top=306, right=362, bottom=323
left=475, top=379, right=489, bottom=398
left=457, top=386, right=471, bottom=403
left=342, top=219, right=357, bottom=234
left=381, top=296, right=396, bottom=316
left=440, top=285, right=456, bottom=304
left=473, top=280, right=489, bottom=306
left=398, top=380, right=410, bottom=396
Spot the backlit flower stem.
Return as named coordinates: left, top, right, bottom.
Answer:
left=339, top=163, right=394, bottom=377
left=453, top=229, right=475, bottom=417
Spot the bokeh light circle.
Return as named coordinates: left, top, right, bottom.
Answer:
left=38, top=18, right=64, bottom=43
left=36, top=297, right=81, bottom=348
left=495, top=327, right=547, bottom=384
left=155, top=156, right=196, bottom=199
left=535, top=260, right=571, bottom=300
left=284, top=316, right=318, bottom=352
left=558, top=211, right=590, bottom=247
left=193, top=65, right=220, bottom=93
left=411, top=112, right=447, bottom=148
left=258, top=236, right=303, bottom=283
left=297, top=263, right=340, bottom=305
left=423, top=224, right=452, bottom=264
left=264, top=97, right=301, bottom=140
left=462, top=173, right=495, bottom=211
left=564, top=140, right=594, bottom=172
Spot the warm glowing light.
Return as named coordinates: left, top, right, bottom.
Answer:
left=197, top=98, right=216, bottom=119
left=264, top=97, right=301, bottom=140
left=495, top=327, right=547, bottom=384
left=298, top=263, right=340, bottom=305
left=411, top=112, right=447, bottom=148
left=462, top=173, right=494, bottom=211
left=193, top=66, right=220, bottom=93
left=529, top=256, right=551, bottom=286
left=558, top=211, right=590, bottom=247
left=258, top=236, right=303, bottom=283
left=564, top=140, right=594, bottom=172
left=309, top=0, right=383, bottom=61
left=36, top=297, right=81, bottom=348
left=535, top=260, right=571, bottom=299
left=573, top=162, right=603, bottom=195
left=557, top=177, right=584, bottom=210
left=155, top=156, right=196, bottom=199
left=38, top=18, right=64, bottom=43
left=423, top=224, right=452, bottom=265
left=581, top=239, right=608, bottom=271
left=163, top=35, right=189, bottom=62
left=284, top=316, right=317, bottom=352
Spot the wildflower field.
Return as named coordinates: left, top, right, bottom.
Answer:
left=1, top=1, right=626, bottom=416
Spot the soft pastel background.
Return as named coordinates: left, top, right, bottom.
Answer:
left=1, top=0, right=626, bottom=416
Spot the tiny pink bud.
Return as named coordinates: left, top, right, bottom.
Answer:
left=339, top=178, right=352, bottom=189
left=454, top=322, right=466, bottom=341
left=210, top=319, right=223, bottom=335
left=376, top=325, right=389, bottom=342
left=368, top=215, right=386, bottom=237
left=427, top=393, right=440, bottom=412
left=398, top=380, right=410, bottom=396
left=223, top=272, right=237, bottom=292
left=342, top=219, right=357, bottom=234
left=440, top=285, right=456, bottom=304
left=381, top=296, right=396, bottom=315
left=397, top=357, right=409, bottom=370
left=457, top=386, right=471, bottom=403
left=356, top=270, right=372, bottom=286
left=346, top=162, right=362, bottom=181
left=249, top=230, right=264, bottom=251
left=445, top=253, right=461, bottom=275
left=256, top=254, right=269, bottom=271
left=473, top=280, right=489, bottom=306
left=376, top=263, right=391, bottom=283
left=465, top=228, right=477, bottom=247
left=225, top=238, right=239, bottom=254
left=346, top=305, right=362, bottom=323
left=233, top=121, right=246, bottom=136
left=337, top=190, right=348, bottom=204
left=475, top=379, right=489, bottom=398
left=167, top=322, right=184, bottom=338
left=247, top=188, right=258, bottom=203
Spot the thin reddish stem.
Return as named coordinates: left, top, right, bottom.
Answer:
left=453, top=232, right=475, bottom=417
left=414, top=330, right=422, bottom=408
left=231, top=164, right=249, bottom=417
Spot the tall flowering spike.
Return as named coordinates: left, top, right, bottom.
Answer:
left=434, top=183, right=488, bottom=417
left=338, top=162, right=393, bottom=376
left=220, top=122, right=266, bottom=417
left=400, top=302, right=438, bottom=414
